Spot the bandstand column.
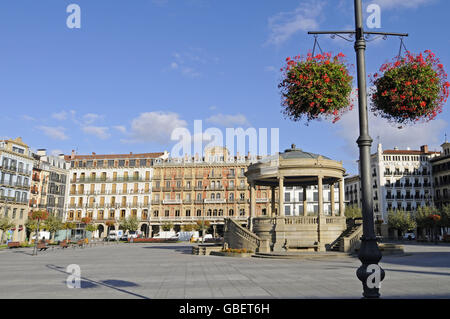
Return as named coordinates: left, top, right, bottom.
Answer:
left=250, top=181, right=256, bottom=230
left=318, top=176, right=323, bottom=216
left=271, top=186, right=276, bottom=217
left=339, top=178, right=345, bottom=216
left=330, top=182, right=335, bottom=216
left=278, top=177, right=284, bottom=217
left=302, top=186, right=307, bottom=216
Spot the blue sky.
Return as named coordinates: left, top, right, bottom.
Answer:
left=0, top=0, right=449, bottom=174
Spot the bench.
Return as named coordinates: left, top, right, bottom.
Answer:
left=285, top=240, right=319, bottom=251
left=77, top=240, right=84, bottom=248
left=60, top=241, right=69, bottom=249
left=7, top=241, right=21, bottom=249
left=37, top=243, right=49, bottom=251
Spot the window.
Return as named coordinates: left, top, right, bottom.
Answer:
left=196, top=210, right=202, bottom=217
left=108, top=160, right=114, bottom=167
left=186, top=210, right=191, bottom=217
left=165, top=210, right=169, bottom=217
left=197, top=193, right=202, bottom=200
left=140, top=159, right=147, bottom=166
left=239, top=209, right=245, bottom=216
left=153, top=210, right=159, bottom=217
left=229, top=209, right=234, bottom=216
left=129, top=160, right=136, bottom=167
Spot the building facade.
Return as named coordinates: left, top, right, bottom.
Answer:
left=0, top=138, right=33, bottom=242
left=350, top=144, right=438, bottom=228
left=150, top=147, right=270, bottom=237
left=344, top=175, right=361, bottom=208
left=64, top=150, right=169, bottom=238
left=430, top=141, right=450, bottom=208
left=29, top=150, right=70, bottom=219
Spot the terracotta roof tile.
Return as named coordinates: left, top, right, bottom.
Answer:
left=65, top=152, right=165, bottom=161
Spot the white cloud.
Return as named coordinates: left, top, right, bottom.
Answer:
left=335, top=102, right=447, bottom=158
left=113, top=125, right=127, bottom=134
left=123, top=112, right=188, bottom=144
left=83, top=113, right=103, bottom=125
left=206, top=113, right=250, bottom=127
left=209, top=105, right=217, bottom=111
left=22, top=115, right=35, bottom=121
left=370, top=0, right=435, bottom=10
left=51, top=111, right=68, bottom=121
left=266, top=0, right=324, bottom=46
left=37, top=126, right=68, bottom=140
left=170, top=62, right=179, bottom=69
left=82, top=126, right=110, bottom=140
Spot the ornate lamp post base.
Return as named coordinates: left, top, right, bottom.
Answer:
left=356, top=236, right=385, bottom=298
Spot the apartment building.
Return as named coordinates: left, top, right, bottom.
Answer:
left=430, top=140, right=450, bottom=208
left=0, top=137, right=33, bottom=242
left=150, top=146, right=270, bottom=237
left=64, top=150, right=169, bottom=238
left=29, top=150, right=70, bottom=219
left=350, top=144, right=439, bottom=228
left=344, top=175, right=361, bottom=208
left=283, top=185, right=341, bottom=216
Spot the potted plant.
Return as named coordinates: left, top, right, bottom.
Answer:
left=371, top=50, right=449, bottom=124
left=279, top=52, right=354, bottom=123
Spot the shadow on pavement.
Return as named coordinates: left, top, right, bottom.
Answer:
left=47, top=264, right=149, bottom=299
left=141, top=245, right=193, bottom=254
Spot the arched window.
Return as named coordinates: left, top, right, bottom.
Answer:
left=218, top=209, right=223, bottom=216
left=196, top=209, right=202, bottom=217
left=216, top=193, right=221, bottom=199
left=207, top=209, right=212, bottom=216
left=211, top=193, right=215, bottom=199
left=229, top=209, right=234, bottom=216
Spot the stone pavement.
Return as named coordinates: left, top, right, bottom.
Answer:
left=0, top=242, right=449, bottom=299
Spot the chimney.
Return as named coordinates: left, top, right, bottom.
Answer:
left=71, top=149, right=76, bottom=160
left=420, top=145, right=429, bottom=153
left=92, top=152, right=96, bottom=155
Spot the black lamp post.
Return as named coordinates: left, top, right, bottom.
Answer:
left=308, top=0, right=409, bottom=298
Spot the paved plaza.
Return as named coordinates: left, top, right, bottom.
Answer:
left=0, top=242, right=449, bottom=299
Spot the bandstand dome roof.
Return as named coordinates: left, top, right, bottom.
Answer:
left=245, top=144, right=345, bottom=187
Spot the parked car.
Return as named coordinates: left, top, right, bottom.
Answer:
left=120, top=233, right=129, bottom=241
left=128, top=231, right=138, bottom=239
left=403, top=232, right=416, bottom=240
left=107, top=231, right=119, bottom=241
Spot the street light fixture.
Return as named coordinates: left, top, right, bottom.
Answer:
left=307, top=0, right=409, bottom=298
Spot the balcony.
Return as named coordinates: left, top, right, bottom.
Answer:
left=256, top=198, right=269, bottom=203
left=204, top=199, right=226, bottom=204
left=162, top=199, right=182, bottom=204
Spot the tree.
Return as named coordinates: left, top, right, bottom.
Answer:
left=63, top=222, right=76, bottom=242
left=388, top=209, right=417, bottom=237
left=182, top=224, right=195, bottom=232
left=29, top=210, right=49, bottom=256
left=85, top=224, right=98, bottom=238
left=0, top=217, right=15, bottom=244
left=415, top=205, right=435, bottom=239
left=195, top=220, right=210, bottom=232
left=344, top=205, right=362, bottom=219
left=119, top=216, right=139, bottom=233
left=25, top=219, right=38, bottom=244
left=161, top=222, right=173, bottom=232
left=43, top=215, right=64, bottom=242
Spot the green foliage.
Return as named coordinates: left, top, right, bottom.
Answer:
left=182, top=224, right=195, bottom=232
left=161, top=222, right=173, bottom=232
left=195, top=220, right=210, bottom=232
left=43, top=215, right=64, bottom=235
left=344, top=205, right=362, bottom=219
left=25, top=219, right=38, bottom=232
left=63, top=222, right=76, bottom=230
left=279, top=52, right=353, bottom=123
left=388, top=209, right=417, bottom=233
left=120, top=216, right=139, bottom=232
left=414, top=205, right=436, bottom=229
left=85, top=224, right=98, bottom=232
left=0, top=217, right=15, bottom=244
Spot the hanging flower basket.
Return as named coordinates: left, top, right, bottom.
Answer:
left=371, top=50, right=450, bottom=124
left=279, top=52, right=354, bottom=123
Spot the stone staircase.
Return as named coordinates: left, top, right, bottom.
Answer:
left=223, top=218, right=261, bottom=252
left=329, top=219, right=363, bottom=253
